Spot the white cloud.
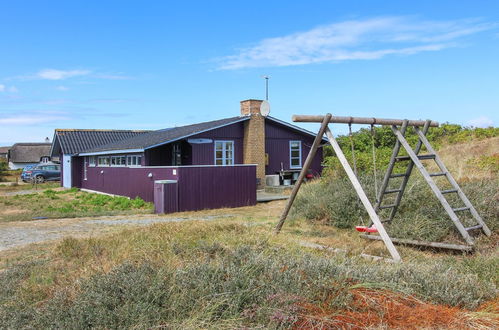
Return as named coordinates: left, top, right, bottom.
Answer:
left=0, top=84, right=18, bottom=93
left=94, top=74, right=133, bottom=80
left=216, top=17, right=495, bottom=69
left=0, top=114, right=69, bottom=125
left=467, top=116, right=494, bottom=128
left=36, top=69, right=91, bottom=80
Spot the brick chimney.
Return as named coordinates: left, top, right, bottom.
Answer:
left=240, top=99, right=266, bottom=189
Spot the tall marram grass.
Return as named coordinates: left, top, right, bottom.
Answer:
left=0, top=238, right=496, bottom=328
left=291, top=174, right=498, bottom=242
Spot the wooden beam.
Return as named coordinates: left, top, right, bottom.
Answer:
left=274, top=114, right=332, bottom=234
left=360, top=235, right=474, bottom=252
left=292, top=115, right=439, bottom=127
left=324, top=127, right=401, bottom=262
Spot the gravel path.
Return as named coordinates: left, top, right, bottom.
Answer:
left=0, top=214, right=233, bottom=252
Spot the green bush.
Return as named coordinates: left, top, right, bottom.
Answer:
left=323, top=124, right=499, bottom=176
left=291, top=174, right=498, bottom=242
left=0, top=161, right=8, bottom=182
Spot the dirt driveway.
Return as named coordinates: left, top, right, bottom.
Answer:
left=0, top=214, right=233, bottom=252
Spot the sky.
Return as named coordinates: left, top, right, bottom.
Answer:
left=1, top=0, right=498, bottom=145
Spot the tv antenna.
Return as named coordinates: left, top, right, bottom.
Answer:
left=261, top=75, right=270, bottom=100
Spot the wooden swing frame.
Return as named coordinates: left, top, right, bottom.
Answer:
left=274, top=114, right=491, bottom=262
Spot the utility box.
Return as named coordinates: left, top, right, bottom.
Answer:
left=265, top=175, right=280, bottom=187
left=154, top=180, right=178, bottom=214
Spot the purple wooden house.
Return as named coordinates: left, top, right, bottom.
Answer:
left=50, top=99, right=326, bottom=213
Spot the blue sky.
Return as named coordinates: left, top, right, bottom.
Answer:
left=1, top=0, right=498, bottom=145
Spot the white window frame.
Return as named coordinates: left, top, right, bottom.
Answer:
left=84, top=157, right=88, bottom=180
left=110, top=155, right=126, bottom=167
left=214, top=140, right=234, bottom=166
left=89, top=156, right=96, bottom=167
left=126, top=155, right=142, bottom=167
left=97, top=156, right=110, bottom=167
left=289, top=140, right=302, bottom=169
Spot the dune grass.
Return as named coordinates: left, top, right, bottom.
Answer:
left=0, top=217, right=497, bottom=328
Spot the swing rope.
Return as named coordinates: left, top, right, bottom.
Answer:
left=371, top=123, right=378, bottom=203
left=355, top=122, right=380, bottom=233
left=348, top=122, right=358, bottom=176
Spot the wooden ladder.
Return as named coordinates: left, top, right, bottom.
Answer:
left=373, top=120, right=491, bottom=245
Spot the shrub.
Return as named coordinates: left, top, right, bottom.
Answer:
left=0, top=161, right=8, bottom=182
left=0, top=245, right=495, bottom=328
left=291, top=174, right=498, bottom=242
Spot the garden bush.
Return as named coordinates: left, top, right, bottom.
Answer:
left=291, top=174, right=498, bottom=242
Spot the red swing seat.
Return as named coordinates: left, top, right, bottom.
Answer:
left=355, top=225, right=378, bottom=233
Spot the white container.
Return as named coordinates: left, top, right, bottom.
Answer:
left=265, top=175, right=280, bottom=187
left=283, top=179, right=292, bottom=186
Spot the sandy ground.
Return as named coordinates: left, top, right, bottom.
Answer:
left=0, top=213, right=235, bottom=252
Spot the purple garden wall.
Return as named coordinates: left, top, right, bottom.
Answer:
left=77, top=158, right=256, bottom=212
left=177, top=165, right=256, bottom=211
left=80, top=164, right=179, bottom=202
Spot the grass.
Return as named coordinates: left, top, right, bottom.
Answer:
left=0, top=133, right=496, bottom=328
left=0, top=214, right=497, bottom=328
left=291, top=174, right=498, bottom=243
left=0, top=181, right=59, bottom=192
left=0, top=187, right=153, bottom=222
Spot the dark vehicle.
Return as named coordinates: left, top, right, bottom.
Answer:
left=23, top=163, right=61, bottom=183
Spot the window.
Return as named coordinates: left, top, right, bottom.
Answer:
left=172, top=143, right=182, bottom=166
left=214, top=141, right=234, bottom=166
left=89, top=156, right=96, bottom=167
left=84, top=157, right=88, bottom=180
left=40, top=156, right=50, bottom=163
left=98, top=156, right=110, bottom=166
left=126, top=155, right=142, bottom=167
left=110, top=156, right=126, bottom=166
left=289, top=141, right=302, bottom=169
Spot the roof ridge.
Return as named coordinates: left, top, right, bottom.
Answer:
left=55, top=128, right=151, bottom=132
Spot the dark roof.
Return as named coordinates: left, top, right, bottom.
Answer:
left=8, top=143, right=51, bottom=163
left=52, top=129, right=150, bottom=155
left=81, top=117, right=249, bottom=154
left=0, top=146, right=10, bottom=154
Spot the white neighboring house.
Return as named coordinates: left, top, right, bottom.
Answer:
left=8, top=143, right=55, bottom=170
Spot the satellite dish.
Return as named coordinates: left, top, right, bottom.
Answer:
left=260, top=100, right=270, bottom=116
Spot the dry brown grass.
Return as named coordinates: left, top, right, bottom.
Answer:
left=295, top=287, right=499, bottom=329
left=436, top=136, right=499, bottom=180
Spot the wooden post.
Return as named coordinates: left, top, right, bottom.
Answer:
left=292, top=115, right=439, bottom=127
left=324, top=127, right=402, bottom=262
left=274, top=114, right=332, bottom=234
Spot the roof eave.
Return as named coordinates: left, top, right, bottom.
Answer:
left=266, top=116, right=329, bottom=142
left=79, top=148, right=144, bottom=156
